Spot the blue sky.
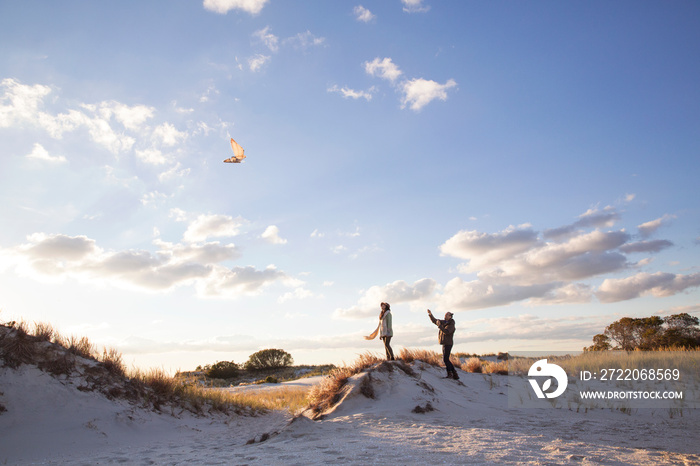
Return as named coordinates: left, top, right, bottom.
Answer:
left=1, top=0, right=699, bottom=372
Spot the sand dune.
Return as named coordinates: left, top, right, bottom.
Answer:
left=2, top=355, right=699, bottom=465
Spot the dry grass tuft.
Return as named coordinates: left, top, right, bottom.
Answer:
left=307, top=352, right=383, bottom=416
left=0, top=322, right=36, bottom=369
left=398, top=348, right=443, bottom=366
left=66, top=335, right=94, bottom=359
left=33, top=322, right=54, bottom=342
left=462, top=357, right=483, bottom=373
left=100, top=347, right=126, bottom=378
left=483, top=360, right=508, bottom=375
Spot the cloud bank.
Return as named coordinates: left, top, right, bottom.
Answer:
left=0, top=213, right=296, bottom=298
left=336, top=204, right=698, bottom=319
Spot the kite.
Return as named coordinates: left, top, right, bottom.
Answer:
left=223, top=138, right=246, bottom=163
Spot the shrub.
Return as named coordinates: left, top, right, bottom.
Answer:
left=244, top=349, right=293, bottom=371
left=206, top=360, right=240, bottom=379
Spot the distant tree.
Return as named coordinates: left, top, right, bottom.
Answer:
left=206, top=360, right=240, bottom=379
left=603, top=316, right=664, bottom=350
left=244, top=349, right=293, bottom=371
left=604, top=317, right=637, bottom=351
left=584, top=334, right=612, bottom=351
left=585, top=313, right=700, bottom=351
left=661, top=313, right=700, bottom=348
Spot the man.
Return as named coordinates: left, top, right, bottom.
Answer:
left=427, top=309, right=459, bottom=380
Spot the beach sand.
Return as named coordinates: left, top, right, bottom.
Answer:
left=1, top=357, right=698, bottom=465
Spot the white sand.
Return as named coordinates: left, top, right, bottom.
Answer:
left=1, top=360, right=698, bottom=465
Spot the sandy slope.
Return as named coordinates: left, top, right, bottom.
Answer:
left=1, top=360, right=698, bottom=465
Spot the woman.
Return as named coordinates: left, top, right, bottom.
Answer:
left=379, top=302, right=395, bottom=360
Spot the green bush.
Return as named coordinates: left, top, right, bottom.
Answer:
left=206, top=360, right=240, bottom=379
left=244, top=349, right=293, bottom=371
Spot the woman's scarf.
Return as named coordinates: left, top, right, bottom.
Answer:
left=364, top=322, right=380, bottom=340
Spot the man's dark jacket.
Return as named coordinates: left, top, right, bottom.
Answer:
left=429, top=315, right=455, bottom=346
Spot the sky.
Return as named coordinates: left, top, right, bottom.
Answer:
left=1, top=0, right=699, bottom=373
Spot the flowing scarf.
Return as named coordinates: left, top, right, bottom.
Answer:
left=364, top=322, right=380, bottom=340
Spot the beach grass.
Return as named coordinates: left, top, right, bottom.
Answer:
left=0, top=317, right=309, bottom=416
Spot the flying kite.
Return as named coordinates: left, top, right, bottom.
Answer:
left=223, top=138, right=246, bottom=163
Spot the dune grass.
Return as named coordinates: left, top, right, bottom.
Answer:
left=1, top=316, right=520, bottom=419
left=307, top=352, right=385, bottom=415
left=307, top=348, right=509, bottom=417
left=0, top=318, right=306, bottom=416
left=506, top=349, right=699, bottom=377
left=225, top=386, right=311, bottom=413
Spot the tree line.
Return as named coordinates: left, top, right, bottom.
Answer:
left=585, top=313, right=700, bottom=351
left=197, top=348, right=293, bottom=379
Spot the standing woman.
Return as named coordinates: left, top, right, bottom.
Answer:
left=379, top=302, right=395, bottom=360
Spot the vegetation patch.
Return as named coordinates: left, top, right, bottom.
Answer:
left=412, top=402, right=435, bottom=414
left=0, top=320, right=268, bottom=418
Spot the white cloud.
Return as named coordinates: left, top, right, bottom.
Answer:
left=638, top=214, right=676, bottom=238
left=543, top=206, right=620, bottom=240
left=437, top=278, right=559, bottom=311
left=26, top=143, right=67, bottom=164
left=99, top=101, right=154, bottom=131
left=154, top=238, right=241, bottom=264
left=361, top=58, right=457, bottom=111
left=140, top=191, right=169, bottom=206
left=0, top=78, right=190, bottom=157
left=360, top=203, right=688, bottom=313
left=327, top=85, right=374, bottom=101
left=354, top=5, right=375, bottom=22
left=455, top=314, right=603, bottom=347
left=334, top=278, right=437, bottom=319
left=203, top=0, right=268, bottom=15
left=135, top=148, right=167, bottom=165
left=278, top=287, right=313, bottom=303
left=283, top=31, right=325, bottom=50
left=402, top=0, right=430, bottom=13
left=440, top=226, right=539, bottom=269
left=152, top=122, right=186, bottom=147
left=199, top=84, right=220, bottom=103
left=400, top=78, right=457, bottom=111
left=364, top=57, right=403, bottom=82
left=1, top=232, right=289, bottom=298
left=182, top=213, right=246, bottom=243
left=197, top=264, right=288, bottom=298
left=261, top=225, right=287, bottom=245
left=0, top=78, right=52, bottom=127
left=619, top=239, right=674, bottom=254
left=253, top=26, right=279, bottom=52
left=158, top=162, right=190, bottom=182
left=597, top=272, right=700, bottom=303
left=248, top=54, right=271, bottom=72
